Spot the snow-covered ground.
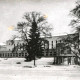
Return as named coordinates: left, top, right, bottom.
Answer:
left=0, top=57, right=80, bottom=80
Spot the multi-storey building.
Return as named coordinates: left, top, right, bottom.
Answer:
left=0, top=33, right=79, bottom=65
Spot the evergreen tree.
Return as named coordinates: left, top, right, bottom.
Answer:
left=29, top=20, right=43, bottom=59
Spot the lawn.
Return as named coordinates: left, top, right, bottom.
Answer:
left=0, top=57, right=80, bottom=80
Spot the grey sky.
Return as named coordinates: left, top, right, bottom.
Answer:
left=0, top=0, right=76, bottom=44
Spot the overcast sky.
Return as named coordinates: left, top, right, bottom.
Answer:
left=0, top=0, right=76, bottom=44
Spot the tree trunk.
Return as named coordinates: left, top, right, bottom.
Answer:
left=34, top=54, right=36, bottom=66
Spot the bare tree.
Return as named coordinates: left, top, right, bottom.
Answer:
left=70, top=1, right=80, bottom=33
left=69, top=1, right=80, bottom=58
left=13, top=11, right=52, bottom=66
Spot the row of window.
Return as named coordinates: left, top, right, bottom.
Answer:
left=44, top=53, right=53, bottom=56
left=0, top=53, right=28, bottom=57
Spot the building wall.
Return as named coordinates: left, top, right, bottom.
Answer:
left=6, top=40, right=25, bottom=51
left=0, top=46, right=7, bottom=51
left=0, top=34, right=78, bottom=58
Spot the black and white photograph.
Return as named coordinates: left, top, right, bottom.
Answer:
left=0, top=0, right=80, bottom=80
